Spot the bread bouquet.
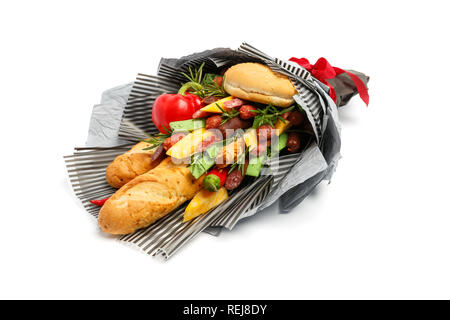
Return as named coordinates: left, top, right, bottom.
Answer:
left=66, top=43, right=369, bottom=258
left=98, top=62, right=316, bottom=234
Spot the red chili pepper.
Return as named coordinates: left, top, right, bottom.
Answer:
left=209, top=168, right=228, bottom=185
left=89, top=197, right=109, bottom=206
left=203, top=168, right=228, bottom=192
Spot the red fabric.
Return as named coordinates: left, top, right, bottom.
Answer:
left=289, top=57, right=369, bottom=106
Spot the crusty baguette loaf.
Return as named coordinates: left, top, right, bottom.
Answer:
left=105, top=141, right=162, bottom=188
left=223, top=63, right=297, bottom=107
left=98, top=158, right=204, bottom=235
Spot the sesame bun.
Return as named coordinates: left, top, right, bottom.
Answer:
left=223, top=63, right=297, bottom=107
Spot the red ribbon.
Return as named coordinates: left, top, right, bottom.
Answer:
left=289, top=57, right=369, bottom=106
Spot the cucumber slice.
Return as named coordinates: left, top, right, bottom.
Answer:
left=271, top=132, right=288, bottom=156
left=189, top=143, right=221, bottom=179
left=170, top=119, right=205, bottom=132
left=246, top=133, right=288, bottom=177
left=246, top=156, right=266, bottom=177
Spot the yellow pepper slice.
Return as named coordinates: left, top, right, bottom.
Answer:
left=200, top=96, right=234, bottom=113
left=243, top=128, right=258, bottom=152
left=166, top=128, right=213, bottom=159
left=274, top=119, right=291, bottom=135
left=184, top=187, right=228, bottom=222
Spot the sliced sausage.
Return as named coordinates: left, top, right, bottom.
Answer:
left=250, top=140, right=268, bottom=156
left=219, top=117, right=251, bottom=137
left=257, top=124, right=276, bottom=142
left=301, top=120, right=314, bottom=134
left=196, top=134, right=219, bottom=153
left=192, top=109, right=213, bottom=119
left=215, top=137, right=246, bottom=167
left=202, top=96, right=221, bottom=105
left=286, top=132, right=301, bottom=153
left=239, top=105, right=258, bottom=119
left=163, top=132, right=187, bottom=151
left=225, top=168, right=243, bottom=190
left=287, top=111, right=305, bottom=127
left=282, top=112, right=291, bottom=120
left=223, top=98, right=245, bottom=109
left=206, top=115, right=223, bottom=130
left=151, top=144, right=166, bottom=162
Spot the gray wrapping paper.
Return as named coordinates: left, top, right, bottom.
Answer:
left=87, top=83, right=132, bottom=147
left=328, top=70, right=370, bottom=107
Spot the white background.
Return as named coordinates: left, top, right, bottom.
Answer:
left=1, top=0, right=449, bottom=299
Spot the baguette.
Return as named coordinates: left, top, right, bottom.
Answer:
left=98, top=158, right=204, bottom=235
left=105, top=141, right=161, bottom=188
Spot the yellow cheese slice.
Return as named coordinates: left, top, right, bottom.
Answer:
left=166, top=128, right=213, bottom=159
left=184, top=187, right=228, bottom=222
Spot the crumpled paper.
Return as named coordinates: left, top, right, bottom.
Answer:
left=87, top=83, right=132, bottom=147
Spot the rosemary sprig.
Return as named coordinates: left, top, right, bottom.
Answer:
left=141, top=126, right=173, bottom=150
left=179, top=63, right=228, bottom=98
left=181, top=63, right=204, bottom=84
left=202, top=74, right=227, bottom=97
left=217, top=104, right=240, bottom=125
left=251, top=104, right=295, bottom=129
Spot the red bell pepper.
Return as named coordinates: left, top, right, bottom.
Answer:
left=152, top=92, right=203, bottom=133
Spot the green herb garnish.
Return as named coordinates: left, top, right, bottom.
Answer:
left=217, top=103, right=240, bottom=125
left=202, top=74, right=227, bottom=98
left=251, top=104, right=295, bottom=129
left=178, top=63, right=228, bottom=98
left=141, top=126, right=173, bottom=150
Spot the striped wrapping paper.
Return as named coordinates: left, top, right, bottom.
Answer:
left=64, top=43, right=340, bottom=259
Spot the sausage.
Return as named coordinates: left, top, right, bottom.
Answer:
left=151, top=144, right=166, bottom=162
left=225, top=169, right=243, bottom=190
left=257, top=124, right=276, bottom=141
left=223, top=98, right=245, bottom=109
left=287, top=111, right=304, bottom=127
left=281, top=112, right=291, bottom=120
left=195, top=134, right=219, bottom=153
left=163, top=132, right=187, bottom=151
left=206, top=115, right=222, bottom=129
left=219, top=117, right=251, bottom=137
left=286, top=132, right=301, bottom=153
left=225, top=162, right=248, bottom=190
left=192, top=109, right=213, bottom=119
left=215, top=137, right=246, bottom=167
left=301, top=120, right=314, bottom=134
left=202, top=96, right=221, bottom=105
left=239, top=105, right=258, bottom=119
left=250, top=140, right=268, bottom=156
